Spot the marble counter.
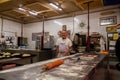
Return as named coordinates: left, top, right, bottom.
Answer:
left=0, top=53, right=106, bottom=80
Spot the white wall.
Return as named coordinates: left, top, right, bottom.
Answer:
left=2, top=19, right=21, bottom=36
left=24, top=22, right=43, bottom=49
left=24, top=8, right=120, bottom=49
left=0, top=18, right=21, bottom=45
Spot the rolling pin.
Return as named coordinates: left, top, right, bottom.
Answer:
left=41, top=59, right=64, bottom=70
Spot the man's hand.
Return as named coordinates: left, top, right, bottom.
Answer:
left=63, top=50, right=69, bottom=56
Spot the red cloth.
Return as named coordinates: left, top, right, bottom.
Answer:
left=2, top=64, right=16, bottom=69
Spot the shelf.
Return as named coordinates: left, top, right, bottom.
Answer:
left=107, top=32, right=118, bottom=55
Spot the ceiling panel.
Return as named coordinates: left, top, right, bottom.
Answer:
left=22, top=16, right=39, bottom=22
left=43, top=11, right=59, bottom=17
left=0, top=0, right=119, bottom=23
left=76, top=0, right=94, bottom=4
left=0, top=0, right=10, bottom=4
left=0, top=0, right=14, bottom=12
left=16, top=0, right=37, bottom=5
left=25, top=2, right=51, bottom=12
left=80, top=0, right=103, bottom=10
left=61, top=1, right=80, bottom=13
left=1, top=10, right=25, bottom=19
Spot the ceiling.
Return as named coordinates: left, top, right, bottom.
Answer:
left=0, top=0, right=120, bottom=24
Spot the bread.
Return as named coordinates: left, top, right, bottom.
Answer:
left=22, top=54, right=31, bottom=57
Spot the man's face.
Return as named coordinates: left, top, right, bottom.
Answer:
left=61, top=31, right=67, bottom=39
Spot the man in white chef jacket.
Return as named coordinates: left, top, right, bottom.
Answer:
left=56, top=30, right=72, bottom=58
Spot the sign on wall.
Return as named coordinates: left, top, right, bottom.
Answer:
left=106, top=26, right=117, bottom=32
left=100, top=16, right=117, bottom=26
left=32, top=33, right=42, bottom=41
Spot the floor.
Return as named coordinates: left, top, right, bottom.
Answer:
left=109, top=69, right=120, bottom=80
left=93, top=65, right=120, bottom=80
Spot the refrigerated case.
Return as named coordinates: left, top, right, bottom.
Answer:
left=18, top=37, right=28, bottom=48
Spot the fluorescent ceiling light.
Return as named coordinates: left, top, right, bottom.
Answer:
left=18, top=7, right=38, bottom=16
left=28, top=11, right=38, bottom=16
left=54, top=20, right=62, bottom=26
left=50, top=3, right=58, bottom=9
left=58, top=8, right=62, bottom=11
left=18, top=7, right=26, bottom=12
left=49, top=3, right=62, bottom=11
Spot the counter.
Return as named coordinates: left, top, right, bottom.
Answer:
left=0, top=53, right=106, bottom=80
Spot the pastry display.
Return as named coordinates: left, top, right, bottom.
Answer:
left=0, top=52, right=11, bottom=56
left=0, top=52, right=33, bottom=59
left=0, top=56, right=2, bottom=58
left=0, top=52, right=12, bottom=59
left=11, top=53, right=21, bottom=57
left=4, top=52, right=10, bottom=55
left=22, top=53, right=31, bottom=57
